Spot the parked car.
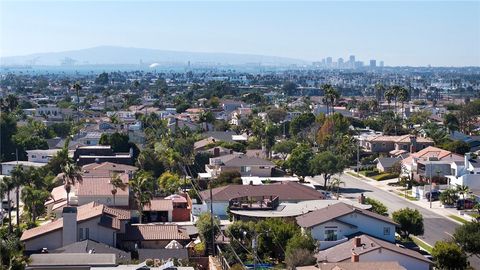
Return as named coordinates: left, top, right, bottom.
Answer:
left=425, top=190, right=441, bottom=201
left=456, top=199, right=475, bottom=210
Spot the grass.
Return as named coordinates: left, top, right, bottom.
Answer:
left=346, top=171, right=362, bottom=178
left=395, top=191, right=417, bottom=201
left=410, top=236, right=433, bottom=253
left=371, top=173, right=399, bottom=181
left=448, top=214, right=469, bottom=224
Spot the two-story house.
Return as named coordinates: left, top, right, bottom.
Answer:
left=205, top=153, right=274, bottom=178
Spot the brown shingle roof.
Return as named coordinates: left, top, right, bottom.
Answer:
left=143, top=199, right=174, bottom=211
left=295, top=202, right=397, bottom=228
left=82, top=162, right=138, bottom=173
left=316, top=234, right=431, bottom=264
left=119, top=224, right=190, bottom=241
left=76, top=174, right=129, bottom=197
left=298, top=262, right=406, bottom=270
left=199, top=182, right=325, bottom=202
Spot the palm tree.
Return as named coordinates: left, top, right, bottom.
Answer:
left=61, top=160, right=83, bottom=206
left=322, top=84, right=340, bottom=115
left=397, top=87, right=410, bottom=120
left=72, top=82, right=82, bottom=122
left=11, top=166, right=27, bottom=229
left=199, top=111, right=215, bottom=131
left=129, top=171, right=154, bottom=223
left=374, top=83, right=385, bottom=103
left=21, top=186, right=50, bottom=226
left=384, top=89, right=394, bottom=111
left=0, top=177, right=15, bottom=232
left=110, top=173, right=127, bottom=206
left=329, top=177, right=345, bottom=200
left=443, top=113, right=460, bottom=135
left=456, top=185, right=470, bottom=200
left=102, top=89, right=111, bottom=111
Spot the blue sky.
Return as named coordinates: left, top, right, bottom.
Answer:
left=1, top=1, right=479, bottom=66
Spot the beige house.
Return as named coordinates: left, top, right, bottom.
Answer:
left=21, top=202, right=131, bottom=252
left=205, top=153, right=275, bottom=177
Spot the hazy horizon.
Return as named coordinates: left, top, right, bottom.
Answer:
left=1, top=1, right=480, bottom=66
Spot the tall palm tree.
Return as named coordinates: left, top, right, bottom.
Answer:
left=72, top=82, right=82, bottom=122
left=329, top=177, right=345, bottom=200
left=443, top=113, right=460, bottom=135
left=374, top=83, right=385, bottom=103
left=397, top=87, right=410, bottom=120
left=322, top=85, right=340, bottom=115
left=129, top=171, right=154, bottom=223
left=0, top=177, right=15, bottom=232
left=110, top=173, right=127, bottom=207
left=384, top=89, right=394, bottom=111
left=11, top=166, right=27, bottom=229
left=102, top=89, right=110, bottom=111
left=61, top=160, right=83, bottom=206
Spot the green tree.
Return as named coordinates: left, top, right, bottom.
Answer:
left=196, top=212, right=220, bottom=254
left=286, top=144, right=314, bottom=180
left=110, top=173, right=127, bottom=207
left=272, top=140, right=297, bottom=160
left=95, top=72, right=109, bottom=85
left=443, top=113, right=460, bottom=134
left=392, top=208, right=424, bottom=238
left=310, top=151, right=344, bottom=188
left=285, top=232, right=316, bottom=255
left=282, top=81, right=297, bottom=96
left=328, top=177, right=345, bottom=199
left=21, top=185, right=50, bottom=226
left=441, top=140, right=471, bottom=155
left=289, top=113, right=316, bottom=138
left=439, top=188, right=459, bottom=206
left=364, top=197, right=388, bottom=216
left=0, top=113, right=18, bottom=161
left=0, top=233, right=27, bottom=269
left=453, top=221, right=480, bottom=258
left=158, top=171, right=182, bottom=195
left=455, top=185, right=470, bottom=200
left=72, top=82, right=82, bottom=122
left=11, top=166, right=28, bottom=229
left=266, top=108, right=287, bottom=123
left=0, top=177, right=15, bottom=232
left=431, top=241, right=468, bottom=270
left=129, top=170, right=154, bottom=223
left=214, top=171, right=242, bottom=187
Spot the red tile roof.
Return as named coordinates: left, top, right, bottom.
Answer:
left=119, top=224, right=190, bottom=241
left=21, top=202, right=130, bottom=241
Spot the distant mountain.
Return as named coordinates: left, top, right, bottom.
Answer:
left=0, top=46, right=307, bottom=66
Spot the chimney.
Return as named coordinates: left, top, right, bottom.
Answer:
left=62, top=207, right=78, bottom=246
left=213, top=147, right=220, bottom=157
left=353, top=236, right=362, bottom=248
left=409, top=135, right=417, bottom=153
left=351, top=252, right=359, bottom=262
left=358, top=193, right=365, bottom=204
left=465, top=152, right=471, bottom=168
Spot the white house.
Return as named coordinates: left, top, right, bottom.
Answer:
left=1, top=161, right=46, bottom=176
left=296, top=202, right=397, bottom=250
left=316, top=235, right=431, bottom=270
left=26, top=149, right=62, bottom=163
left=448, top=153, right=480, bottom=189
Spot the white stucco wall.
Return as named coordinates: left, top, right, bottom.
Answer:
left=350, top=247, right=430, bottom=270
left=310, top=220, right=357, bottom=242
left=337, top=213, right=396, bottom=242
left=78, top=217, right=116, bottom=246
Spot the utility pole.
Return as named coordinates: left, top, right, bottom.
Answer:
left=429, top=160, right=433, bottom=209
left=253, top=234, right=258, bottom=270
left=15, top=148, right=19, bottom=228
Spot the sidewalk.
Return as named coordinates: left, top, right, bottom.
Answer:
left=345, top=170, right=475, bottom=225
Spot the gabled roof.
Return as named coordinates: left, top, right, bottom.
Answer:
left=295, top=202, right=397, bottom=228
left=316, top=234, right=431, bottom=264
left=214, top=154, right=274, bottom=167
left=119, top=224, right=190, bottom=241
left=199, top=182, right=325, bottom=202
left=52, top=239, right=130, bottom=262
left=76, top=174, right=129, bottom=197
left=402, top=146, right=463, bottom=165
left=82, top=162, right=138, bottom=173
left=21, top=202, right=131, bottom=242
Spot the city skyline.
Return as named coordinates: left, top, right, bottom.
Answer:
left=0, top=1, right=479, bottom=67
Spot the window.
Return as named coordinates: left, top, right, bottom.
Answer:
left=241, top=166, right=251, bottom=173
left=31, top=155, right=37, bottom=158
left=79, top=228, right=83, bottom=240
left=384, top=227, right=391, bottom=235
left=325, top=229, right=337, bottom=241
left=85, top=228, right=90, bottom=239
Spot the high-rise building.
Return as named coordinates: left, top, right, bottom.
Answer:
left=349, top=55, right=356, bottom=68
left=370, top=60, right=376, bottom=68
left=379, top=61, right=384, bottom=68
left=326, top=57, right=333, bottom=68
left=337, top=58, right=344, bottom=68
